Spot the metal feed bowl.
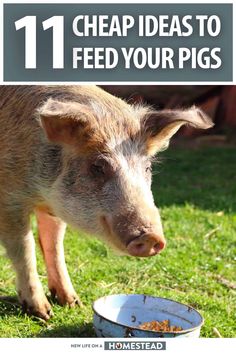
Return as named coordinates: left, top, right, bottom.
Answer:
left=93, top=294, right=204, bottom=338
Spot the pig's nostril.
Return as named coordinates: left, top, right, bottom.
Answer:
left=153, top=240, right=165, bottom=253
left=136, top=243, right=144, bottom=249
left=158, top=240, right=166, bottom=251
left=153, top=243, right=160, bottom=251
left=135, top=242, right=146, bottom=253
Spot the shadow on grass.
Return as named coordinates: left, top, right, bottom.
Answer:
left=0, top=295, right=22, bottom=317
left=0, top=296, right=96, bottom=337
left=152, top=147, right=236, bottom=213
left=37, top=322, right=96, bottom=338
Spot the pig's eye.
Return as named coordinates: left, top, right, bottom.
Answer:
left=89, top=157, right=114, bottom=180
left=145, top=164, right=152, bottom=174
left=90, top=163, right=105, bottom=177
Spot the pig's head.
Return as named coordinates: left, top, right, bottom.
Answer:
left=39, top=91, right=213, bottom=257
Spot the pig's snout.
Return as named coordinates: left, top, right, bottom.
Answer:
left=126, top=233, right=166, bottom=257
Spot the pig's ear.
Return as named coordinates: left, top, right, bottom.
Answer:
left=38, top=99, right=95, bottom=146
left=142, top=106, right=214, bottom=155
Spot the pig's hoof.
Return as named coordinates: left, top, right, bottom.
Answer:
left=20, top=296, right=53, bottom=321
left=50, top=288, right=82, bottom=308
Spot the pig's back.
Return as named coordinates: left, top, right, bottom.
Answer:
left=0, top=84, right=129, bottom=147
left=0, top=85, right=95, bottom=147
left=0, top=85, right=124, bottom=193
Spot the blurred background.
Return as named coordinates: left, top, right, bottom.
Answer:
left=101, top=85, right=236, bottom=147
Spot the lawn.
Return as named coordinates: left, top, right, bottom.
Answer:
left=0, top=146, right=235, bottom=338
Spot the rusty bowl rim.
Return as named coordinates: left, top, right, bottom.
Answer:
left=92, top=293, right=204, bottom=335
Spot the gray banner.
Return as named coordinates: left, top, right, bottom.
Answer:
left=3, top=3, right=233, bottom=82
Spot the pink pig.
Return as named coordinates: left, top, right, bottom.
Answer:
left=0, top=85, right=213, bottom=319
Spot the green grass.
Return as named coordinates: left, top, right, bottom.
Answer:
left=0, top=146, right=235, bottom=338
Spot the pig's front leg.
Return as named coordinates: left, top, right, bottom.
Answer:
left=36, top=209, right=81, bottom=307
left=0, top=212, right=52, bottom=320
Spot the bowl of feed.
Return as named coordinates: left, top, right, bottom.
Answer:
left=93, top=294, right=204, bottom=338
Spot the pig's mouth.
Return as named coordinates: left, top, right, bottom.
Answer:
left=100, top=215, right=128, bottom=254
left=100, top=215, right=166, bottom=257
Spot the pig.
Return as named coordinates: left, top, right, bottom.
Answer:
left=0, top=85, right=213, bottom=320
